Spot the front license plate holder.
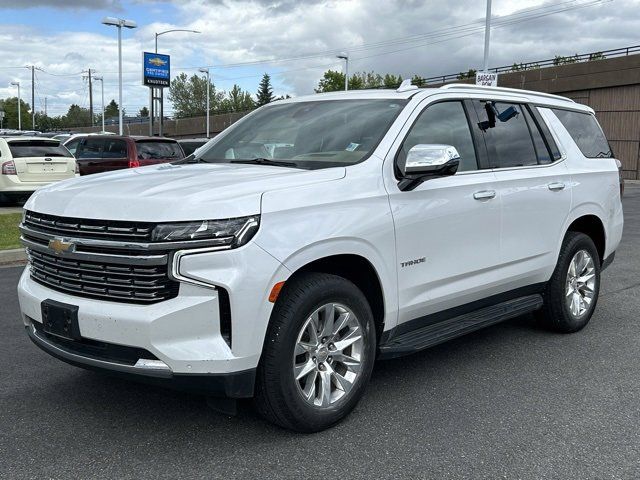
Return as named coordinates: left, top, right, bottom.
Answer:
left=41, top=299, right=81, bottom=341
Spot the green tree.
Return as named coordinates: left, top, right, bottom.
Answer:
left=139, top=106, right=149, bottom=117
left=315, top=70, right=346, bottom=93
left=0, top=97, right=31, bottom=129
left=168, top=73, right=223, bottom=118
left=456, top=69, right=477, bottom=80
left=383, top=74, right=403, bottom=89
left=64, top=104, right=92, bottom=127
left=222, top=84, right=255, bottom=112
left=104, top=99, right=120, bottom=119
left=256, top=73, right=275, bottom=106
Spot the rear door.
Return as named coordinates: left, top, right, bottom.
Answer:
left=472, top=100, right=571, bottom=287
left=7, top=140, right=75, bottom=182
left=76, top=138, right=105, bottom=175
left=134, top=140, right=184, bottom=166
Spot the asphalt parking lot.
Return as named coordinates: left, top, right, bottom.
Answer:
left=1, top=185, right=639, bottom=479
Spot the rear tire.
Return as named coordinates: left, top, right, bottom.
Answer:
left=255, top=272, right=376, bottom=432
left=538, top=232, right=601, bottom=333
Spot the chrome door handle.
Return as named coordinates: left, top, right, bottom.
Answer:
left=473, top=190, right=496, bottom=200
left=547, top=182, right=566, bottom=191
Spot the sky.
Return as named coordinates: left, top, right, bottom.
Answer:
left=0, top=0, right=637, bottom=118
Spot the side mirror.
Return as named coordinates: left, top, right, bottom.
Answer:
left=399, top=144, right=460, bottom=191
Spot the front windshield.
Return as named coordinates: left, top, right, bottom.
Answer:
left=196, top=99, right=407, bottom=169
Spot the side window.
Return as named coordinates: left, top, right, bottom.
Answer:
left=398, top=101, right=478, bottom=173
left=65, top=139, right=80, bottom=156
left=551, top=109, right=613, bottom=158
left=103, top=139, right=128, bottom=158
left=77, top=138, right=104, bottom=159
left=474, top=101, right=538, bottom=168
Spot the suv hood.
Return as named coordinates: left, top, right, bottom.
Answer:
left=26, top=163, right=346, bottom=221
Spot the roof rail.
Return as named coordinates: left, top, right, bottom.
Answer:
left=439, top=83, right=575, bottom=103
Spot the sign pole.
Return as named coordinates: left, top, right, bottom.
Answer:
left=483, top=0, right=492, bottom=72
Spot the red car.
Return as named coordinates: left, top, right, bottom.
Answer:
left=74, top=136, right=184, bottom=175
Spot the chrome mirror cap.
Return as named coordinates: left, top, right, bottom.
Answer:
left=404, top=144, right=460, bottom=175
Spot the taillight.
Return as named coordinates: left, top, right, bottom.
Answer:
left=1, top=160, right=16, bottom=175
left=129, top=159, right=140, bottom=168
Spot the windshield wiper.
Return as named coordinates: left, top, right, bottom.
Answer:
left=173, top=154, right=212, bottom=164
left=230, top=158, right=298, bottom=168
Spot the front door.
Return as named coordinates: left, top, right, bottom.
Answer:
left=384, top=98, right=502, bottom=328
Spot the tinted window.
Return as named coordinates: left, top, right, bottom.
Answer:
left=64, top=138, right=81, bottom=156
left=103, top=139, right=128, bottom=158
left=180, top=141, right=207, bottom=156
left=399, top=101, right=477, bottom=172
left=8, top=140, right=73, bottom=158
left=552, top=109, right=612, bottom=158
left=475, top=101, right=538, bottom=168
left=77, top=138, right=104, bottom=159
left=136, top=141, right=183, bottom=160
left=523, top=107, right=552, bottom=164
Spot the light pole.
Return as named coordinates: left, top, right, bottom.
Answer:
left=94, top=76, right=105, bottom=132
left=483, top=0, right=492, bottom=72
left=102, top=17, right=137, bottom=135
left=199, top=68, right=210, bottom=138
left=337, top=52, right=349, bottom=91
left=10, top=81, right=21, bottom=131
left=154, top=29, right=200, bottom=136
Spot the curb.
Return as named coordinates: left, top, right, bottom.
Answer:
left=0, top=248, right=27, bottom=266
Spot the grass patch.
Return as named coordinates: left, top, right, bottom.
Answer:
left=0, top=213, right=23, bottom=250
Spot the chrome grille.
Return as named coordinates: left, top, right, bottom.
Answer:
left=24, top=210, right=154, bottom=242
left=28, top=249, right=179, bottom=304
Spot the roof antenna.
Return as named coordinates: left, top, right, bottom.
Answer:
left=397, top=79, right=418, bottom=93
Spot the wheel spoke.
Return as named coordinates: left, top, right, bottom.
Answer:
left=332, top=370, right=354, bottom=394
left=302, top=370, right=317, bottom=401
left=294, top=358, right=316, bottom=381
left=307, top=313, right=320, bottom=344
left=333, top=326, right=361, bottom=352
left=295, top=341, right=315, bottom=356
left=320, top=303, right=335, bottom=338
left=318, top=370, right=332, bottom=407
left=332, top=352, right=361, bottom=373
left=332, top=312, right=350, bottom=336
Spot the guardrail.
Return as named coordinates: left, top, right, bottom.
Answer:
left=418, top=44, right=640, bottom=86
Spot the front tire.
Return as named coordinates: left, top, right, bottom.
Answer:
left=539, top=232, right=601, bottom=333
left=255, top=273, right=376, bottom=432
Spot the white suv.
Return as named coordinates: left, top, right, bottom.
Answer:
left=17, top=84, right=623, bottom=432
left=0, top=137, right=76, bottom=204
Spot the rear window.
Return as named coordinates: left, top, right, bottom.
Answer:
left=8, top=141, right=73, bottom=158
left=551, top=109, right=613, bottom=158
left=136, top=141, right=183, bottom=160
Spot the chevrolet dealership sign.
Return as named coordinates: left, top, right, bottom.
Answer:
left=143, top=52, right=171, bottom=88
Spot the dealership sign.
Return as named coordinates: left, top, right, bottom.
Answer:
left=143, top=52, right=170, bottom=88
left=476, top=72, right=498, bottom=87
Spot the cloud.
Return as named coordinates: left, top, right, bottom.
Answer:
left=0, top=0, right=638, bottom=119
left=0, top=0, right=123, bottom=9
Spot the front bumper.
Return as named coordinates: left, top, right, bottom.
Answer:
left=26, top=322, right=256, bottom=397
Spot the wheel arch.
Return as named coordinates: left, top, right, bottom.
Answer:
left=563, top=212, right=606, bottom=264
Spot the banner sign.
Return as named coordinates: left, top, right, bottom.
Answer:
left=476, top=72, right=498, bottom=87
left=143, top=52, right=170, bottom=88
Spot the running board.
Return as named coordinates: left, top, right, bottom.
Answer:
left=378, top=294, right=543, bottom=359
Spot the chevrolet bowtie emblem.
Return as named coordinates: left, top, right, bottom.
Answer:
left=48, top=237, right=75, bottom=255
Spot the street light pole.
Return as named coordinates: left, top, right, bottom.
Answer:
left=337, top=52, right=349, bottom=91
left=102, top=17, right=137, bottom=135
left=199, top=68, right=210, bottom=138
left=483, top=0, right=492, bottom=72
left=10, top=81, right=21, bottom=131
left=154, top=29, right=201, bottom=137
left=94, top=76, right=105, bottom=132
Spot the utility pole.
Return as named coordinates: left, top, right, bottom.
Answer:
left=44, top=97, right=47, bottom=116
left=31, top=65, right=35, bottom=130
left=88, top=69, right=93, bottom=126
left=10, top=82, right=21, bottom=131
left=483, top=0, right=492, bottom=72
left=94, top=76, right=105, bottom=132
left=199, top=68, right=210, bottom=138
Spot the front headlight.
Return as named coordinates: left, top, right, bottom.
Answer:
left=151, top=215, right=260, bottom=248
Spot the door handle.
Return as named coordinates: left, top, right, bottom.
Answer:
left=473, top=190, right=496, bottom=200
left=547, top=182, right=566, bottom=191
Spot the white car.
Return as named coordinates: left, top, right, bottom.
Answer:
left=17, top=83, right=623, bottom=432
left=0, top=137, right=76, bottom=205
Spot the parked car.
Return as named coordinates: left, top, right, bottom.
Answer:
left=178, top=138, right=209, bottom=157
left=73, top=135, right=184, bottom=175
left=0, top=137, right=76, bottom=205
left=62, top=133, right=114, bottom=156
left=17, top=83, right=623, bottom=432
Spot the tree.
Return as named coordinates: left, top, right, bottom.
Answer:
left=168, top=72, right=223, bottom=118
left=104, top=99, right=120, bottom=119
left=456, top=69, right=477, bottom=80
left=256, top=73, right=275, bottom=106
left=139, top=106, right=149, bottom=117
left=222, top=85, right=255, bottom=112
left=0, top=97, right=31, bottom=129
left=315, top=70, right=346, bottom=93
left=64, top=104, right=92, bottom=127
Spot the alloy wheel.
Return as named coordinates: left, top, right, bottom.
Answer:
left=565, top=249, right=597, bottom=318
